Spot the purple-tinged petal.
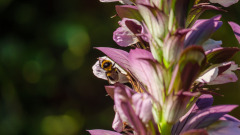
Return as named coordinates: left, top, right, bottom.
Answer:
left=186, top=3, right=224, bottom=28
left=114, top=84, right=147, bottom=134
left=195, top=94, right=214, bottom=110
left=180, top=129, right=208, bottom=135
left=128, top=48, right=164, bottom=106
left=206, top=47, right=240, bottom=64
left=180, top=105, right=238, bottom=132
left=96, top=47, right=130, bottom=71
left=113, top=18, right=144, bottom=47
left=220, top=114, right=240, bottom=122
left=116, top=5, right=142, bottom=21
left=229, top=21, right=240, bottom=44
left=210, top=0, right=239, bottom=7
left=100, top=0, right=120, bottom=2
left=122, top=18, right=143, bottom=35
left=113, top=27, right=138, bottom=47
left=172, top=94, right=213, bottom=134
left=207, top=61, right=238, bottom=85
left=207, top=120, right=240, bottom=135
left=112, top=111, right=123, bottom=132
left=135, top=0, right=151, bottom=5
left=137, top=4, right=168, bottom=40
left=88, top=129, right=122, bottom=135
left=132, top=93, right=152, bottom=124
left=175, top=0, right=191, bottom=28
left=163, top=92, right=194, bottom=124
left=184, top=15, right=222, bottom=47
left=100, top=0, right=133, bottom=4
left=169, top=46, right=206, bottom=93
left=163, top=30, right=188, bottom=63
left=105, top=85, right=115, bottom=99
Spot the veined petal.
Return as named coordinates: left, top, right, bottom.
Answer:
left=163, top=30, right=188, bottom=63
left=128, top=48, right=164, bottom=106
left=180, top=129, right=208, bottom=135
left=169, top=46, right=206, bottom=93
left=96, top=47, right=130, bottom=71
left=113, top=18, right=143, bottom=47
left=88, top=129, right=122, bottom=135
left=197, top=67, right=219, bottom=84
left=137, top=4, right=168, bottom=41
left=132, top=93, right=153, bottom=124
left=206, top=47, right=240, bottom=64
left=180, top=105, right=238, bottom=132
left=105, top=85, right=115, bottom=99
left=229, top=21, right=240, bottom=44
left=116, top=5, right=142, bottom=21
left=172, top=94, right=214, bottom=134
left=220, top=114, right=240, bottom=122
left=100, top=0, right=133, bottom=4
left=175, top=0, right=192, bottom=28
left=112, top=111, right=123, bottom=132
left=209, top=0, right=239, bottom=7
left=114, top=84, right=147, bottom=134
left=208, top=62, right=238, bottom=85
left=113, top=27, right=138, bottom=47
left=207, top=120, right=240, bottom=135
left=184, top=15, right=222, bottom=47
left=186, top=3, right=223, bottom=28
left=198, top=61, right=238, bottom=85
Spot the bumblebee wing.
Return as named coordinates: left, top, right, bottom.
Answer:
left=92, top=60, right=108, bottom=80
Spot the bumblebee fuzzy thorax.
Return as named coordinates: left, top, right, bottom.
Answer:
left=101, top=60, right=113, bottom=71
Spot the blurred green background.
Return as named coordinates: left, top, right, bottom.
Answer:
left=0, top=0, right=239, bottom=135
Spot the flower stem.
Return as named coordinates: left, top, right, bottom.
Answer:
left=160, top=121, right=172, bottom=135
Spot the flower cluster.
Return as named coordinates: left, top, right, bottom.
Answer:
left=90, top=0, right=240, bottom=135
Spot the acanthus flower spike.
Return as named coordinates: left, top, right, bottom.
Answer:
left=90, top=0, right=240, bottom=134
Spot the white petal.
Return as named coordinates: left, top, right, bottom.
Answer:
left=197, top=67, right=219, bottom=83
left=210, top=0, right=239, bottom=7
left=92, top=59, right=108, bottom=80
left=202, top=39, right=222, bottom=53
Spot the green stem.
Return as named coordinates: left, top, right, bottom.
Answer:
left=161, top=121, right=173, bottom=135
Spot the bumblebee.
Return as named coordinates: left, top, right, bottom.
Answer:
left=100, top=59, right=119, bottom=82
left=92, top=56, right=128, bottom=84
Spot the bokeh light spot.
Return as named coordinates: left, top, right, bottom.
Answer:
left=62, top=49, right=83, bottom=70
left=41, top=115, right=80, bottom=135
left=22, top=61, right=41, bottom=83
left=66, top=26, right=90, bottom=57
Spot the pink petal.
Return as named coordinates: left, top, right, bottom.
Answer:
left=180, top=129, right=208, bottom=135
left=229, top=21, right=240, bottom=44
left=113, top=27, right=138, bottom=47
left=88, top=129, right=121, bottom=135
left=207, top=120, right=240, bottom=135
left=96, top=47, right=130, bottom=71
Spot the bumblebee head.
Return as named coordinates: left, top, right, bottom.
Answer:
left=101, top=60, right=113, bottom=71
